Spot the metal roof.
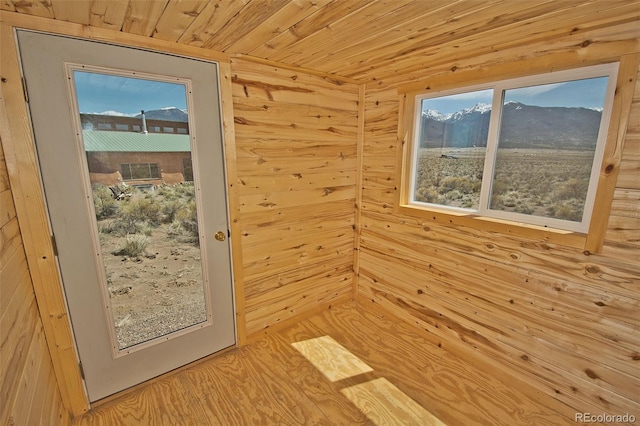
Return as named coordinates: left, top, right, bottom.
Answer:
left=83, top=130, right=191, bottom=152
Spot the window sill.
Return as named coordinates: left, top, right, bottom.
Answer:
left=396, top=203, right=589, bottom=251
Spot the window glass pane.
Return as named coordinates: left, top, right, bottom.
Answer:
left=490, top=77, right=608, bottom=222
left=414, top=89, right=492, bottom=209
left=120, top=164, right=132, bottom=180
left=149, top=163, right=160, bottom=179
left=183, top=157, right=194, bottom=181
left=130, top=163, right=151, bottom=179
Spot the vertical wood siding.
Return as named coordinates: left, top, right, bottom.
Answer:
left=0, top=141, right=71, bottom=425
left=358, top=48, right=640, bottom=417
left=231, top=59, right=359, bottom=337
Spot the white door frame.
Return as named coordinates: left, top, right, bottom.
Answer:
left=17, top=30, right=237, bottom=400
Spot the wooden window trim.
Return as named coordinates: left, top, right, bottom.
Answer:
left=395, top=54, right=640, bottom=253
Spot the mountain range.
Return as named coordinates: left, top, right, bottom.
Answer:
left=420, top=102, right=602, bottom=150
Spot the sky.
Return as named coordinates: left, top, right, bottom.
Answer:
left=73, top=70, right=188, bottom=116
left=422, top=77, right=609, bottom=115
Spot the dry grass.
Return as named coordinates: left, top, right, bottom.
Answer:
left=414, top=148, right=593, bottom=221
left=92, top=183, right=205, bottom=349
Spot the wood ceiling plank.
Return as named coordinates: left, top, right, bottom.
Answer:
left=301, top=0, right=477, bottom=71
left=89, top=0, right=129, bottom=31
left=340, top=0, right=601, bottom=78
left=247, top=0, right=373, bottom=59
left=225, top=0, right=332, bottom=54
left=1, top=10, right=229, bottom=63
left=0, top=0, right=15, bottom=12
left=2, top=0, right=54, bottom=18
left=152, top=0, right=209, bottom=42
left=390, top=22, right=640, bottom=92
left=270, top=0, right=418, bottom=66
left=200, top=0, right=290, bottom=51
left=51, top=0, right=91, bottom=24
left=294, top=0, right=441, bottom=70
left=121, top=0, right=169, bottom=37
left=177, top=0, right=249, bottom=47
left=329, top=0, right=560, bottom=77
left=357, top=1, right=639, bottom=83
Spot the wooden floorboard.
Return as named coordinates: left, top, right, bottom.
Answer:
left=72, top=301, right=575, bottom=425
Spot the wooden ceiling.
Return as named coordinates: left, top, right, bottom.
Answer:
left=2, top=0, right=639, bottom=83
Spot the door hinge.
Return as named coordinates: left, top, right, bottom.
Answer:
left=78, top=362, right=85, bottom=380
left=51, top=234, right=58, bottom=256
left=21, top=77, right=29, bottom=103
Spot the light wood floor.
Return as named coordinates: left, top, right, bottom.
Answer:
left=73, top=301, right=575, bottom=425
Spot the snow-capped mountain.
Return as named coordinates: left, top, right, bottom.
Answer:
left=419, top=102, right=602, bottom=149
left=422, top=109, right=449, bottom=121
left=449, top=103, right=492, bottom=121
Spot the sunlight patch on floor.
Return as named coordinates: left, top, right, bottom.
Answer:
left=341, top=377, right=446, bottom=426
left=292, top=335, right=446, bottom=425
left=291, top=335, right=373, bottom=381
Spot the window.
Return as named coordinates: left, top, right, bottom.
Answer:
left=183, top=157, right=194, bottom=181
left=120, top=162, right=160, bottom=180
left=404, top=63, right=618, bottom=234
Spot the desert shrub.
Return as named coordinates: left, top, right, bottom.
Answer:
left=548, top=202, right=583, bottom=222
left=175, top=183, right=195, bottom=198
left=499, top=192, right=518, bottom=208
left=157, top=185, right=178, bottom=200
left=439, top=176, right=478, bottom=195
left=415, top=186, right=442, bottom=204
left=460, top=196, right=475, bottom=208
left=491, top=180, right=509, bottom=196
left=490, top=194, right=504, bottom=209
left=99, top=218, right=152, bottom=236
left=444, top=189, right=464, bottom=202
left=113, top=234, right=149, bottom=257
left=121, top=198, right=161, bottom=226
left=137, top=222, right=153, bottom=236
left=167, top=220, right=184, bottom=236
left=515, top=204, right=533, bottom=215
left=92, top=184, right=120, bottom=219
left=176, top=201, right=199, bottom=244
left=555, top=178, right=589, bottom=201
left=162, top=200, right=184, bottom=224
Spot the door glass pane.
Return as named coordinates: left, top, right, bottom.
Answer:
left=73, top=70, right=207, bottom=351
left=414, top=89, right=492, bottom=210
left=490, top=77, right=609, bottom=222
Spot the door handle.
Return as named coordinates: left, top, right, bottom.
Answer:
left=214, top=231, right=226, bottom=242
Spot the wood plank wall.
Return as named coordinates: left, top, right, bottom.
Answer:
left=0, top=140, right=71, bottom=425
left=230, top=58, right=359, bottom=338
left=358, top=29, right=640, bottom=418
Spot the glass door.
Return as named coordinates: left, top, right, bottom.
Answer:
left=18, top=30, right=236, bottom=402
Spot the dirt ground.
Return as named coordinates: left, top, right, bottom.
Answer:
left=98, top=221, right=207, bottom=350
